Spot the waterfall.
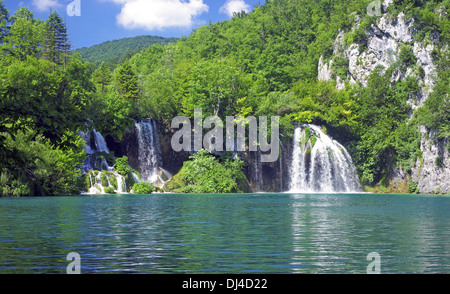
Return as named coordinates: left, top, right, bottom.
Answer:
left=93, top=130, right=110, bottom=153
left=79, top=122, right=170, bottom=194
left=135, top=120, right=162, bottom=185
left=279, top=140, right=283, bottom=192
left=79, top=129, right=132, bottom=194
left=79, top=129, right=111, bottom=172
left=116, top=174, right=127, bottom=194
left=79, top=130, right=95, bottom=155
left=289, top=124, right=360, bottom=193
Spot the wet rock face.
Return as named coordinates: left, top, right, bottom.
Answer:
left=157, top=124, right=191, bottom=176
left=105, top=135, right=126, bottom=158
left=122, top=127, right=140, bottom=172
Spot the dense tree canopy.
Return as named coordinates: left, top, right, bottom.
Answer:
left=75, top=35, right=179, bottom=66
left=0, top=0, right=448, bottom=195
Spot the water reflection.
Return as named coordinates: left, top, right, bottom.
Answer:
left=0, top=193, right=449, bottom=273
left=288, top=193, right=450, bottom=273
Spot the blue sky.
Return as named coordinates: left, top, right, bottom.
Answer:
left=3, top=0, right=265, bottom=49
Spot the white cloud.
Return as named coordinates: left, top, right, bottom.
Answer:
left=32, top=0, right=62, bottom=12
left=219, top=0, right=250, bottom=18
left=103, top=0, right=209, bottom=31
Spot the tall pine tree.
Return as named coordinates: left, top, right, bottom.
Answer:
left=92, top=61, right=112, bottom=96
left=0, top=0, right=9, bottom=45
left=43, top=11, right=70, bottom=68
left=117, top=61, right=139, bottom=101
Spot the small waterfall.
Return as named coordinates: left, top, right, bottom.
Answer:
left=135, top=120, right=162, bottom=185
left=80, top=129, right=110, bottom=171
left=132, top=172, right=141, bottom=183
left=79, top=130, right=95, bottom=155
left=279, top=140, right=283, bottom=192
left=116, top=174, right=127, bottom=194
left=289, top=124, right=360, bottom=193
left=93, top=130, right=110, bottom=153
left=79, top=129, right=134, bottom=194
left=79, top=123, right=170, bottom=194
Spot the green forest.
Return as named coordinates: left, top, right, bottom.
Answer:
left=75, top=35, right=179, bottom=66
left=0, top=0, right=449, bottom=196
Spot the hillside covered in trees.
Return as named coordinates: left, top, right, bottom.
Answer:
left=75, top=35, right=179, bottom=65
left=0, top=0, right=449, bottom=196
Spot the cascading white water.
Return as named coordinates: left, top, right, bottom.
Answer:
left=79, top=123, right=170, bottom=194
left=79, top=129, right=132, bottom=194
left=289, top=124, right=360, bottom=193
left=93, top=130, right=110, bottom=153
left=79, top=130, right=95, bottom=155
left=80, top=129, right=111, bottom=172
left=116, top=174, right=127, bottom=194
left=135, top=120, right=162, bottom=185
left=84, top=170, right=128, bottom=194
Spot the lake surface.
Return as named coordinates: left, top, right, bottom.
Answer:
left=0, top=193, right=449, bottom=274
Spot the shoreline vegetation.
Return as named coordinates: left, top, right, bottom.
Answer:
left=1, top=0, right=449, bottom=197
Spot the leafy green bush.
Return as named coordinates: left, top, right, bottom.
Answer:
left=82, top=173, right=92, bottom=192
left=408, top=181, right=419, bottom=194
left=100, top=171, right=109, bottom=187
left=435, top=156, right=443, bottom=168
left=0, top=172, right=31, bottom=197
left=107, top=172, right=118, bottom=190
left=347, top=28, right=369, bottom=51
left=166, top=150, right=250, bottom=193
left=132, top=182, right=154, bottom=194
left=112, top=157, right=135, bottom=192
left=399, top=44, right=417, bottom=70
left=332, top=56, right=350, bottom=80
left=353, top=65, right=422, bottom=185
left=104, top=186, right=115, bottom=194
left=1, top=129, right=86, bottom=196
left=114, top=156, right=130, bottom=176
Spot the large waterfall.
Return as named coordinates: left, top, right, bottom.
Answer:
left=289, top=124, right=360, bottom=193
left=135, top=120, right=166, bottom=186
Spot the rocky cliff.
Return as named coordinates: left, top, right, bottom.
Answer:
left=318, top=3, right=449, bottom=193
left=412, top=127, right=450, bottom=194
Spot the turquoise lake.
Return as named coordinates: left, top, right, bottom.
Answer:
left=0, top=193, right=449, bottom=274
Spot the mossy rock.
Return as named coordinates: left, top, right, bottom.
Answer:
left=310, top=135, right=317, bottom=148
left=100, top=171, right=109, bottom=187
